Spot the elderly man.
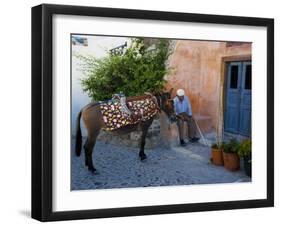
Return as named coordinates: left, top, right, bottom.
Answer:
left=174, top=89, right=200, bottom=146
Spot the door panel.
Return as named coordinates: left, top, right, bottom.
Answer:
left=224, top=61, right=251, bottom=136
left=225, top=62, right=242, bottom=133
left=239, top=62, right=252, bottom=136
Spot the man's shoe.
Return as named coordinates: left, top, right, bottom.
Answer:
left=180, top=140, right=187, bottom=146
left=189, top=137, right=200, bottom=143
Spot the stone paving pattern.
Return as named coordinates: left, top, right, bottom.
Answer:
left=71, top=140, right=251, bottom=190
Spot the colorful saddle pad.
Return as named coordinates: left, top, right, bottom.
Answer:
left=100, top=97, right=158, bottom=131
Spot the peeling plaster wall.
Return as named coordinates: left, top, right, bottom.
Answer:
left=165, top=40, right=251, bottom=131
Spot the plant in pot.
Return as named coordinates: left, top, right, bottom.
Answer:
left=210, top=142, right=225, bottom=166
left=237, top=139, right=252, bottom=177
left=223, top=139, right=240, bottom=171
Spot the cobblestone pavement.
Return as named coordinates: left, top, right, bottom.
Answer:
left=71, top=140, right=251, bottom=190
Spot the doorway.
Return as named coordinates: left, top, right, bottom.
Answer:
left=224, top=61, right=251, bottom=136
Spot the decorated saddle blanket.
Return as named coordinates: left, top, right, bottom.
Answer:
left=100, top=96, right=159, bottom=131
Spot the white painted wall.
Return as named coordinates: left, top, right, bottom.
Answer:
left=0, top=0, right=280, bottom=226
left=71, top=35, right=130, bottom=135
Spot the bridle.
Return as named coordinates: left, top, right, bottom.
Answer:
left=145, top=92, right=175, bottom=120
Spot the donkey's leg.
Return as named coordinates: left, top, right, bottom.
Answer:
left=85, top=130, right=100, bottom=173
left=85, top=138, right=97, bottom=173
left=139, top=118, right=153, bottom=161
left=83, top=138, right=89, bottom=166
left=81, top=103, right=104, bottom=174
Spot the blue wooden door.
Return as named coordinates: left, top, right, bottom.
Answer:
left=225, top=61, right=251, bottom=136
left=239, top=62, right=252, bottom=136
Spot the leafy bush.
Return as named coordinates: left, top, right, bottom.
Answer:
left=211, top=142, right=225, bottom=150
left=76, top=38, right=171, bottom=101
left=237, top=139, right=251, bottom=157
left=211, top=143, right=218, bottom=149
left=223, top=139, right=239, bottom=153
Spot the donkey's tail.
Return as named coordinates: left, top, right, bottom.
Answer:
left=75, top=110, right=83, bottom=157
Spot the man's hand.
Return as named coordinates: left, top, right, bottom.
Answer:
left=177, top=115, right=184, bottom=120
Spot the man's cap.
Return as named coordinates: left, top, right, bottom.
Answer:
left=177, top=89, right=185, bottom=96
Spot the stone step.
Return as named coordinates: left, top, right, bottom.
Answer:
left=160, top=113, right=213, bottom=147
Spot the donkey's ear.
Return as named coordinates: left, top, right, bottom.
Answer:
left=169, top=88, right=174, bottom=95
left=168, top=99, right=174, bottom=105
left=153, top=91, right=161, bottom=96
left=157, top=91, right=164, bottom=96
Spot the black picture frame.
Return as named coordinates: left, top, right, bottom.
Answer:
left=32, top=3, right=274, bottom=222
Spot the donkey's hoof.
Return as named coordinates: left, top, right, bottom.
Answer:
left=92, top=170, right=99, bottom=175
left=88, top=167, right=98, bottom=174
left=140, top=155, right=147, bottom=161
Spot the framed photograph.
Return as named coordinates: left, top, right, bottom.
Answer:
left=32, top=4, right=274, bottom=221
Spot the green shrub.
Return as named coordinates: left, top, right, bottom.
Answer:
left=237, top=139, right=251, bottom=157
left=223, top=139, right=239, bottom=153
left=76, top=38, right=171, bottom=101
left=211, top=143, right=218, bottom=149
left=211, top=142, right=226, bottom=150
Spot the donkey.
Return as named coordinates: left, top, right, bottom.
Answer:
left=75, top=90, right=175, bottom=174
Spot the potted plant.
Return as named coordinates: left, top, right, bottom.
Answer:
left=237, top=139, right=252, bottom=177
left=210, top=142, right=225, bottom=166
left=223, top=139, right=240, bottom=171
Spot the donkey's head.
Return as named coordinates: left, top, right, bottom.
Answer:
left=155, top=88, right=176, bottom=121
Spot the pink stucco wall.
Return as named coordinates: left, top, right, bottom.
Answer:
left=165, top=40, right=251, bottom=132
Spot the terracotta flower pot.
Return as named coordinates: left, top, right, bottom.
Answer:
left=223, top=152, right=240, bottom=171
left=211, top=148, right=224, bottom=166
